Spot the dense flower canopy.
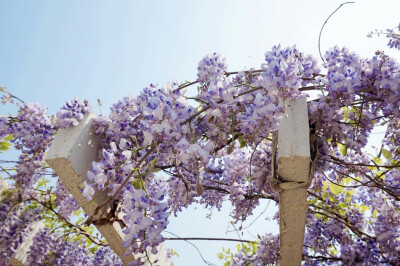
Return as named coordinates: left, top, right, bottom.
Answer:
left=0, top=25, right=399, bottom=265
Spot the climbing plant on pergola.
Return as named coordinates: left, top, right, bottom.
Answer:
left=0, top=22, right=400, bottom=266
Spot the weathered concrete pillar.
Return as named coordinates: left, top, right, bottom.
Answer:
left=46, top=113, right=173, bottom=266
left=277, top=97, right=310, bottom=266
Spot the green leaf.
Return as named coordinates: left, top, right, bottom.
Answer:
left=308, top=198, right=318, bottom=205
left=169, top=248, right=179, bottom=258
left=89, top=247, right=98, bottom=254
left=236, top=244, right=241, bottom=252
left=37, top=178, right=49, bottom=188
left=322, top=181, right=328, bottom=191
left=329, top=182, right=342, bottom=195
left=341, top=178, right=353, bottom=185
left=1, top=190, right=10, bottom=197
left=0, top=142, right=12, bottom=151
left=361, top=205, right=370, bottom=212
left=322, top=192, right=329, bottom=200
left=330, top=194, right=338, bottom=203
left=238, top=136, right=247, bottom=148
left=373, top=157, right=383, bottom=165
left=343, top=107, right=350, bottom=120
left=338, top=143, right=347, bottom=156
left=382, top=148, right=392, bottom=159
left=376, top=170, right=385, bottom=180
left=131, top=178, right=144, bottom=190
left=4, top=134, right=13, bottom=141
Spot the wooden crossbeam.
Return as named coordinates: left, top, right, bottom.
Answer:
left=46, top=113, right=173, bottom=266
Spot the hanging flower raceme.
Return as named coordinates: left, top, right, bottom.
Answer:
left=2, top=102, right=55, bottom=191
left=83, top=138, right=134, bottom=200
left=0, top=200, right=42, bottom=262
left=54, top=180, right=79, bottom=219
left=261, top=45, right=319, bottom=100
left=121, top=188, right=170, bottom=262
left=386, top=23, right=400, bottom=50
left=56, top=97, right=92, bottom=129
left=197, top=52, right=227, bottom=86
left=231, top=233, right=279, bottom=265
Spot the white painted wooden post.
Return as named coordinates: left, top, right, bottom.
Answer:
left=277, top=97, right=311, bottom=266
left=0, top=178, right=45, bottom=266
left=45, top=113, right=173, bottom=266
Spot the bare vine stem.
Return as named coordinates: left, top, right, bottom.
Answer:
left=318, top=1, right=356, bottom=63
left=31, top=196, right=108, bottom=246
left=164, top=230, right=218, bottom=266
left=165, top=237, right=254, bottom=243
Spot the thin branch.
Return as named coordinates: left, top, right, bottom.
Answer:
left=175, top=80, right=199, bottom=92
left=304, top=254, right=342, bottom=262
left=227, top=201, right=270, bottom=233
left=309, top=205, right=375, bottom=239
left=322, top=171, right=365, bottom=189
left=329, top=156, right=400, bottom=169
left=0, top=165, right=14, bottom=179
left=165, top=237, right=254, bottom=243
left=0, top=160, right=18, bottom=164
left=225, top=70, right=263, bottom=76
left=318, top=1, right=356, bottom=63
left=164, top=230, right=218, bottom=266
left=203, top=177, right=229, bottom=186
left=31, top=197, right=108, bottom=246
left=0, top=87, right=25, bottom=104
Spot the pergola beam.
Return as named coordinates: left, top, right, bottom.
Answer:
left=46, top=113, right=172, bottom=266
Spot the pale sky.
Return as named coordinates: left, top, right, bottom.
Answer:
left=0, top=1, right=399, bottom=265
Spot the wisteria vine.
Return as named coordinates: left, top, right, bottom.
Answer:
left=0, top=23, right=399, bottom=266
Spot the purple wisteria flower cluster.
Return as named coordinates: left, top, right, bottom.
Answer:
left=230, top=234, right=279, bottom=265
left=83, top=43, right=400, bottom=264
left=261, top=45, right=319, bottom=100
left=0, top=194, right=123, bottom=265
left=0, top=102, right=55, bottom=192
left=26, top=227, right=123, bottom=265
left=56, top=97, right=92, bottom=128
left=54, top=180, right=79, bottom=219
left=386, top=23, right=400, bottom=50
left=0, top=199, right=41, bottom=262
left=121, top=189, right=169, bottom=262
left=197, top=52, right=227, bottom=86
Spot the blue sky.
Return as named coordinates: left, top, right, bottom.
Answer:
left=1, top=1, right=399, bottom=265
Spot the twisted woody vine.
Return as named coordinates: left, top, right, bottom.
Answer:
left=0, top=22, right=399, bottom=265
